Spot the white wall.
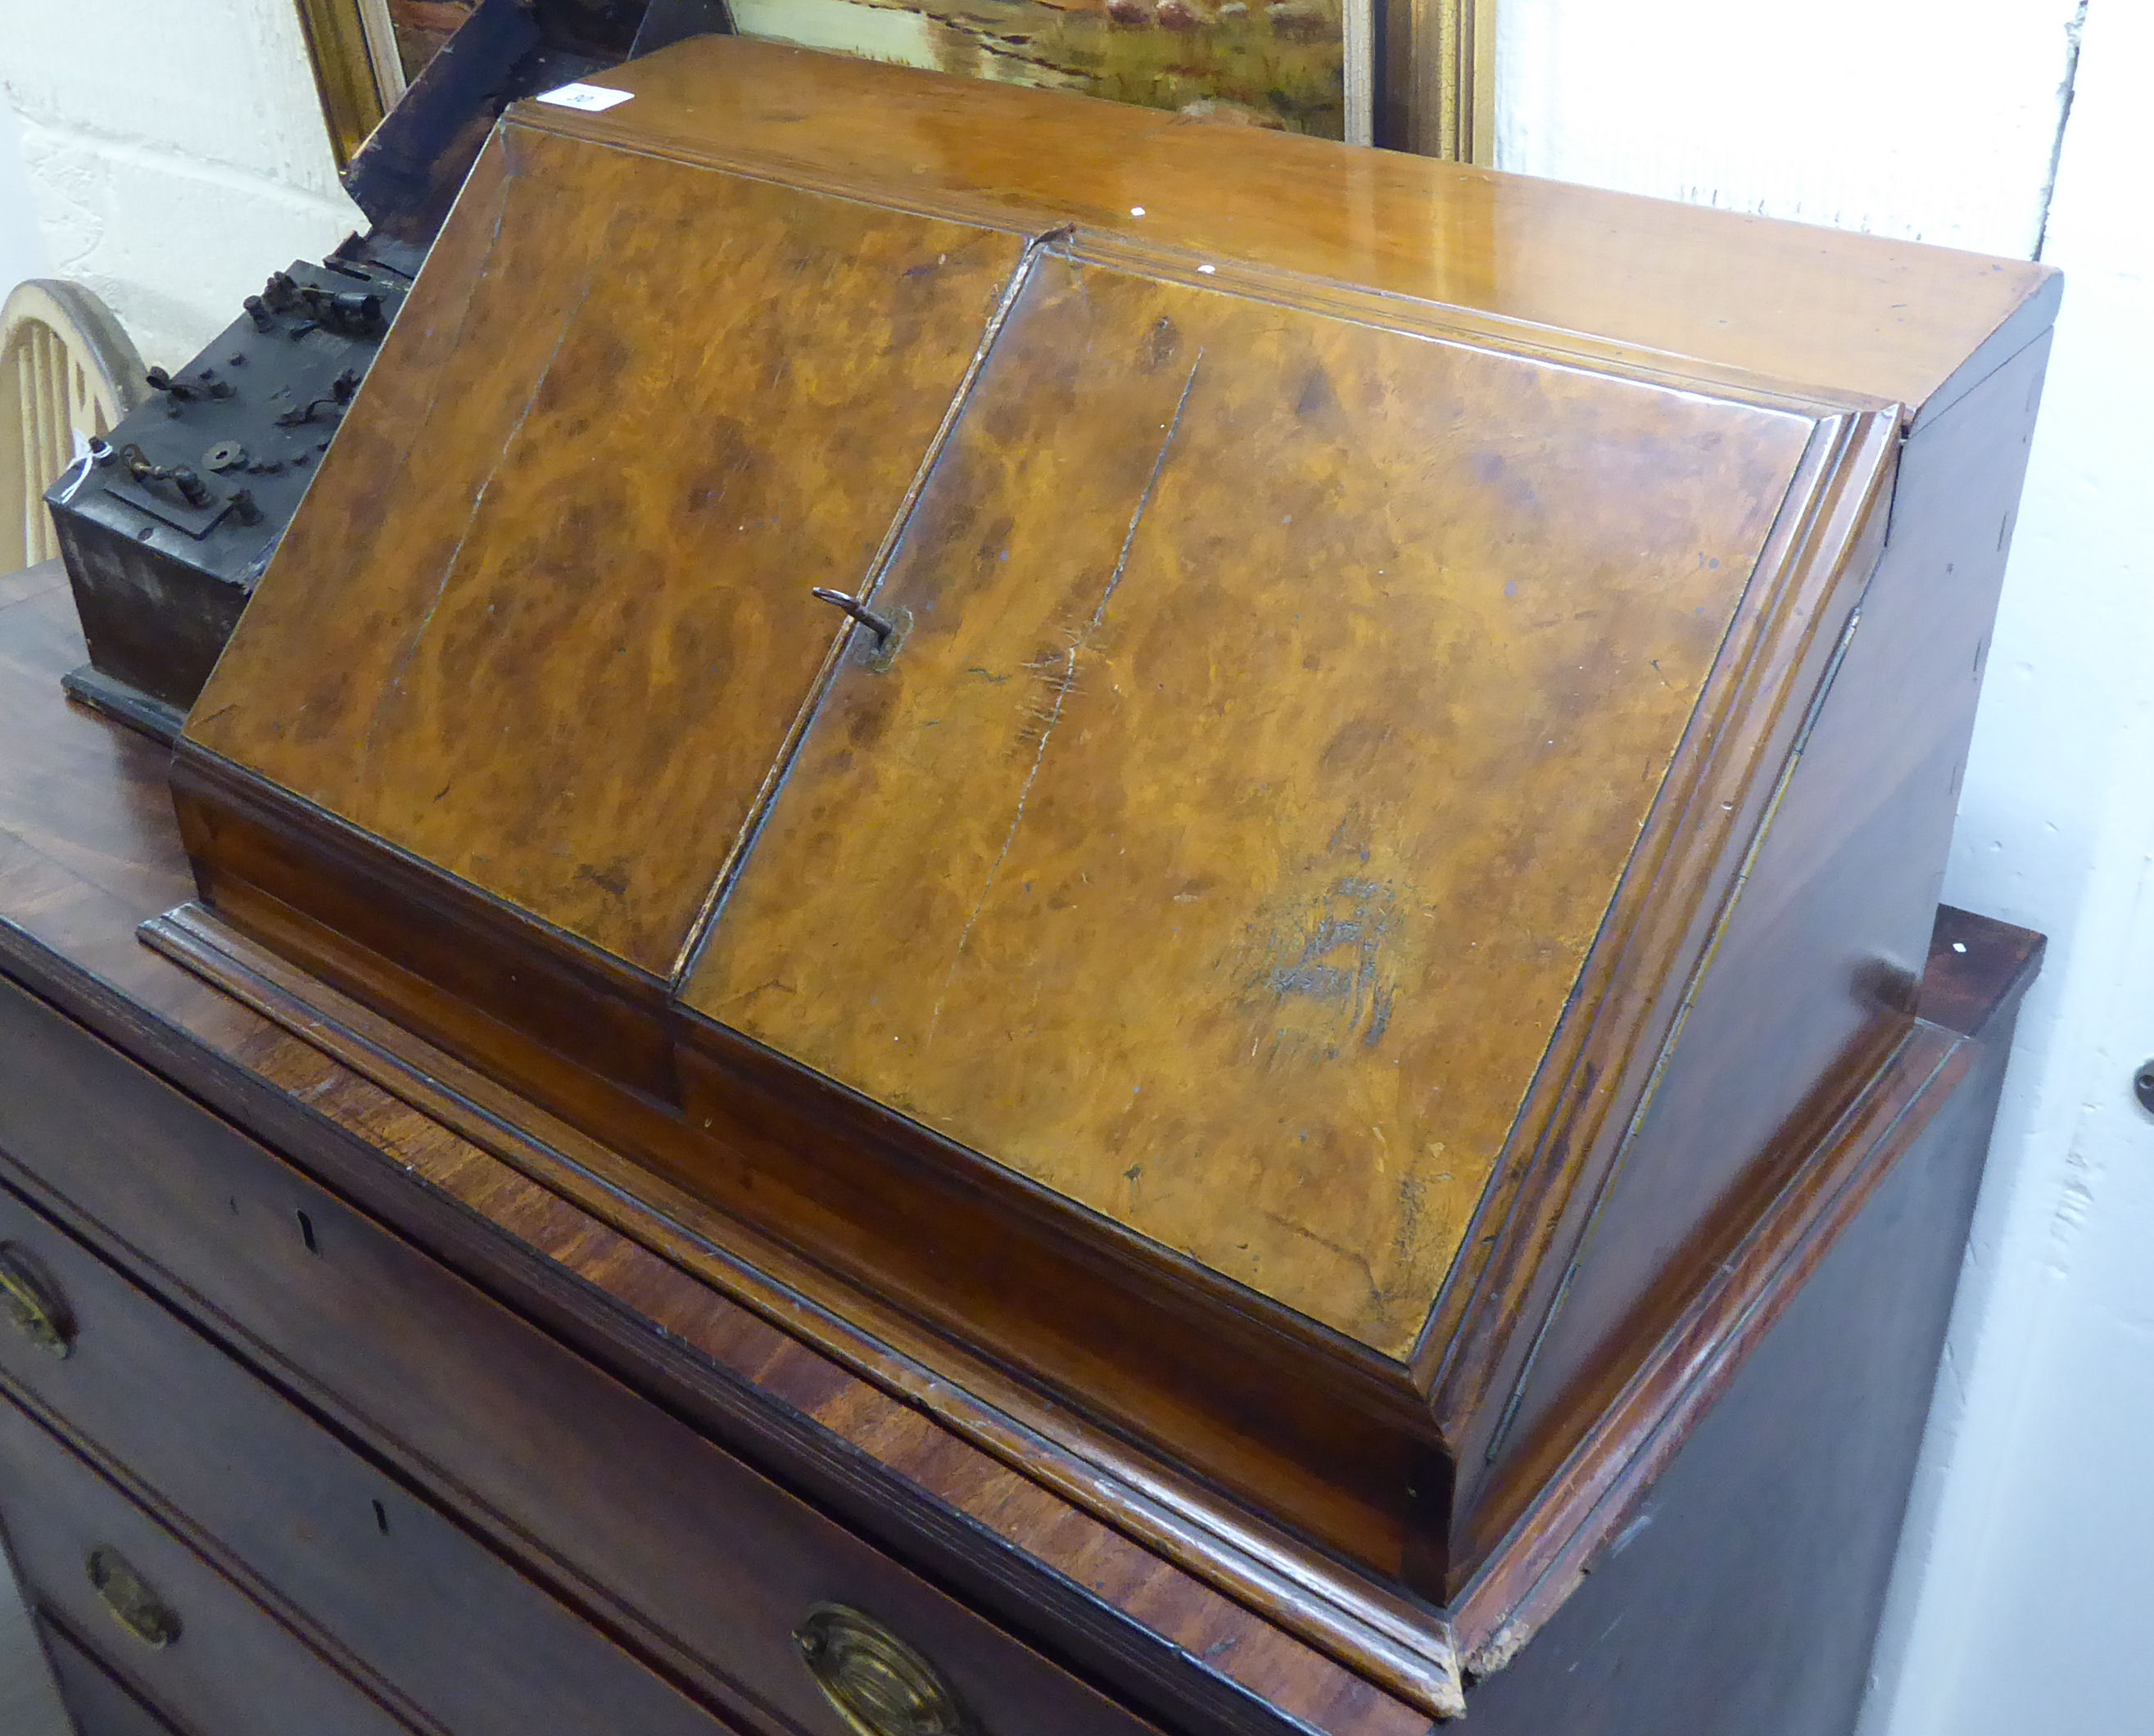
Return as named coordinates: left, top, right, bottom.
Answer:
left=0, top=0, right=363, bottom=368
left=0, top=93, right=50, bottom=298
left=1499, top=0, right=2081, bottom=255
left=1862, top=6, right=2154, bottom=1729
left=1500, top=2, right=2154, bottom=1731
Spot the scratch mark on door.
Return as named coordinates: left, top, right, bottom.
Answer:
left=923, top=352, right=1205, bottom=1047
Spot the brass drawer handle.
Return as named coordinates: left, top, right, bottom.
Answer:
left=86, top=1546, right=182, bottom=1649
left=795, top=1603, right=975, bottom=1736
left=0, top=1241, right=74, bottom=1359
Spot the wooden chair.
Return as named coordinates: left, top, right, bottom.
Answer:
left=0, top=278, right=146, bottom=572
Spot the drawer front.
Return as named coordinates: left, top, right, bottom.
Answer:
left=0, top=1186, right=739, bottom=1736
left=0, top=1390, right=413, bottom=1736
left=38, top=1614, right=185, bottom=1736
left=0, top=970, right=1157, bottom=1736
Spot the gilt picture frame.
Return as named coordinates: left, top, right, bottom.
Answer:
left=293, top=0, right=1491, bottom=178
left=1383, top=0, right=1495, bottom=159
left=727, top=0, right=1371, bottom=142
left=292, top=0, right=408, bottom=168
left=722, top=0, right=1490, bottom=151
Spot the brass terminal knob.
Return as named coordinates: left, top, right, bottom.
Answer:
left=86, top=1547, right=181, bottom=1650
left=0, top=1242, right=75, bottom=1359
left=794, top=1603, right=975, bottom=1736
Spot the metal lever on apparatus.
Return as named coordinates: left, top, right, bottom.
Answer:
left=117, top=443, right=213, bottom=508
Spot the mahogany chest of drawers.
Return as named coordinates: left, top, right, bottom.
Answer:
left=0, top=557, right=2041, bottom=1733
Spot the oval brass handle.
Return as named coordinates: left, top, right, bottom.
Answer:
left=0, top=1241, right=74, bottom=1359
left=795, top=1603, right=975, bottom=1736
left=86, top=1546, right=181, bottom=1649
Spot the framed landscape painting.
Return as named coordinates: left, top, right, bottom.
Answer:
left=296, top=0, right=1491, bottom=165
left=728, top=0, right=1374, bottom=142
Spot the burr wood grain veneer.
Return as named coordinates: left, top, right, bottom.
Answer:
left=163, top=31, right=2056, bottom=1658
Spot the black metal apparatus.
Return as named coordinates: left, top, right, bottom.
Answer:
left=48, top=251, right=414, bottom=737
left=47, top=0, right=728, bottom=742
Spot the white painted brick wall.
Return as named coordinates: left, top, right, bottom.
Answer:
left=0, top=93, right=48, bottom=294
left=2, top=0, right=363, bottom=368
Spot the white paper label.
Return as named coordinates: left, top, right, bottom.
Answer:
left=536, top=83, right=635, bottom=113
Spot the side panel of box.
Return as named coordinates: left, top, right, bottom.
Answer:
left=1458, top=1010, right=2016, bottom=1736
left=1463, top=329, right=2051, bottom=1564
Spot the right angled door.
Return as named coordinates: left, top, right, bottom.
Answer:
left=681, top=235, right=1819, bottom=1360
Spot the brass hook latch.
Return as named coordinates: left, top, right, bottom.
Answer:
left=812, top=587, right=896, bottom=643
left=812, top=587, right=910, bottom=672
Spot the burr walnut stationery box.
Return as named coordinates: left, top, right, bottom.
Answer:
left=164, top=32, right=2056, bottom=1634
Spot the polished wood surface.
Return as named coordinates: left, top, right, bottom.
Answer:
left=0, top=563, right=2048, bottom=1732
left=2, top=564, right=1437, bottom=1734
left=0, top=1178, right=755, bottom=1736
left=0, top=1395, right=417, bottom=1736
left=1455, top=329, right=2054, bottom=1582
left=690, top=238, right=1815, bottom=1352
left=1463, top=1006, right=2024, bottom=1736
left=554, top=38, right=2053, bottom=426
left=0, top=972, right=1162, bottom=1736
left=163, top=49, right=2052, bottom=1603
left=37, top=1615, right=186, bottom=1736
left=189, top=136, right=1027, bottom=977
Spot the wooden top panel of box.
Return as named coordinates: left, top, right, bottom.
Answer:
left=540, top=37, right=2054, bottom=426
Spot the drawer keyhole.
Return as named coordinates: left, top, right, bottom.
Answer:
left=296, top=1209, right=318, bottom=1254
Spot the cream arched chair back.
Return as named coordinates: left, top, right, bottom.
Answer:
left=0, top=278, right=147, bottom=572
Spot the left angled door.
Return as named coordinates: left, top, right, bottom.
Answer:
left=188, top=126, right=1034, bottom=981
